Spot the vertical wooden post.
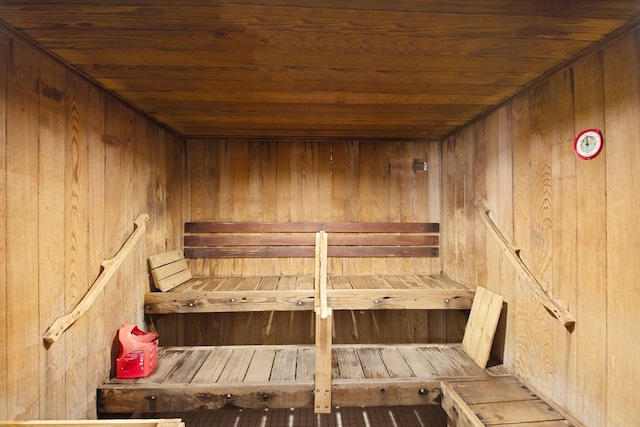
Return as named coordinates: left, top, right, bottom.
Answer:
left=314, top=231, right=332, bottom=413
left=315, top=310, right=332, bottom=413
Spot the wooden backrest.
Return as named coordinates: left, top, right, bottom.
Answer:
left=183, top=222, right=440, bottom=259
left=461, top=286, right=504, bottom=369
left=148, top=249, right=192, bottom=292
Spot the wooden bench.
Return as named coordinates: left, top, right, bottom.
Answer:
left=144, top=222, right=474, bottom=314
left=97, top=286, right=505, bottom=415
left=441, top=377, right=574, bottom=426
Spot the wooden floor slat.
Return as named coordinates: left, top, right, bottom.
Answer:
left=243, top=348, right=276, bottom=382
left=217, top=349, right=254, bottom=382
left=357, top=348, right=389, bottom=379
left=190, top=348, right=233, bottom=383
left=378, top=347, right=415, bottom=379
left=334, top=347, right=365, bottom=379
left=98, top=344, right=503, bottom=414
left=270, top=348, right=298, bottom=381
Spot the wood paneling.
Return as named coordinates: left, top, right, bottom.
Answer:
left=441, top=26, right=640, bottom=427
left=0, top=31, right=7, bottom=423
left=603, top=30, right=640, bottom=427
left=156, top=139, right=459, bottom=347
left=0, top=32, right=183, bottom=420
left=0, top=2, right=638, bottom=138
left=185, top=140, right=441, bottom=276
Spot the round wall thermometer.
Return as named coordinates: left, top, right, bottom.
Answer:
left=574, top=129, right=603, bottom=160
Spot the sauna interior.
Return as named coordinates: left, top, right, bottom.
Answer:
left=0, top=2, right=639, bottom=426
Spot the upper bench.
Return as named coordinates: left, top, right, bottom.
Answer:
left=183, top=221, right=440, bottom=258
left=145, top=222, right=474, bottom=314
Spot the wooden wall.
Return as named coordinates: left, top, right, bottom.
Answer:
left=155, top=139, right=468, bottom=346
left=0, top=30, right=184, bottom=420
left=441, top=28, right=640, bottom=427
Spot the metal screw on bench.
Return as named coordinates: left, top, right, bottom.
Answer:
left=225, top=393, right=232, bottom=399
left=230, top=298, right=236, bottom=302
left=297, top=301, right=303, bottom=306
left=374, top=299, right=379, bottom=304
left=445, top=299, right=450, bottom=303
left=419, top=388, right=427, bottom=395
left=189, top=302, right=194, bottom=307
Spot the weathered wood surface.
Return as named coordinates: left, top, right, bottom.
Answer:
left=440, top=26, right=640, bottom=427
left=44, top=214, right=149, bottom=344
left=98, top=343, right=502, bottom=414
left=441, top=377, right=572, bottom=426
left=148, top=250, right=193, bottom=292
left=183, top=221, right=440, bottom=258
left=0, top=2, right=637, bottom=138
left=475, top=201, right=575, bottom=330
left=461, top=287, right=503, bottom=369
left=144, top=274, right=473, bottom=313
left=0, top=30, right=183, bottom=420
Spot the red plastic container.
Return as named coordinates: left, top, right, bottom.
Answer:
left=115, top=323, right=159, bottom=379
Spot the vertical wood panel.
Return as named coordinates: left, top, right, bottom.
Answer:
left=519, top=81, right=554, bottom=395
left=0, top=33, right=9, bottom=421
left=441, top=27, right=640, bottom=427
left=494, top=104, right=515, bottom=368
left=473, top=118, right=488, bottom=289
left=548, top=69, right=578, bottom=410
left=6, top=38, right=40, bottom=420
left=573, top=50, right=607, bottom=427
left=64, top=72, right=90, bottom=419
left=178, top=139, right=447, bottom=347
left=37, top=56, right=67, bottom=419
left=86, top=85, right=106, bottom=419
left=604, top=30, right=640, bottom=427
left=1, top=32, right=183, bottom=420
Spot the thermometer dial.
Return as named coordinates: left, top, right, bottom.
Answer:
left=574, top=129, right=603, bottom=160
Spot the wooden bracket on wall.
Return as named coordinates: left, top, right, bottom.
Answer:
left=475, top=201, right=575, bottom=331
left=43, top=213, right=150, bottom=345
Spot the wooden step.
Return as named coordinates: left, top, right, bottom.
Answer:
left=98, top=343, right=501, bottom=414
left=441, top=376, right=574, bottom=426
left=144, top=274, right=474, bottom=313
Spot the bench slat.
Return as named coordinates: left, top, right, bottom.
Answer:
left=185, top=222, right=439, bottom=233
left=184, top=246, right=316, bottom=258
left=184, top=234, right=438, bottom=247
left=184, top=235, right=316, bottom=246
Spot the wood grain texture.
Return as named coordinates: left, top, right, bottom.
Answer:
left=0, top=31, right=185, bottom=420
left=603, top=29, right=640, bottom=427
left=64, top=70, right=90, bottom=419
left=547, top=69, right=578, bottom=410
left=0, top=32, right=7, bottom=421
left=85, top=84, right=107, bottom=419
left=37, top=54, right=67, bottom=419
left=573, top=50, right=607, bottom=427
left=177, top=139, right=456, bottom=347
left=441, top=25, right=640, bottom=427
left=1, top=2, right=637, bottom=138
left=6, top=37, right=40, bottom=420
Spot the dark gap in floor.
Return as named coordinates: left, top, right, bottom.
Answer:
left=139, top=405, right=448, bottom=426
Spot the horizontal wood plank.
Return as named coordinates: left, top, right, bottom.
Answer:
left=145, top=274, right=471, bottom=313
left=98, top=344, right=500, bottom=413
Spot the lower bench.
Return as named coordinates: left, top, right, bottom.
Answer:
left=441, top=377, right=575, bottom=426
left=97, top=343, right=502, bottom=414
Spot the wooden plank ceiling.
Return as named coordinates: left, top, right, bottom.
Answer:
left=0, top=1, right=639, bottom=139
